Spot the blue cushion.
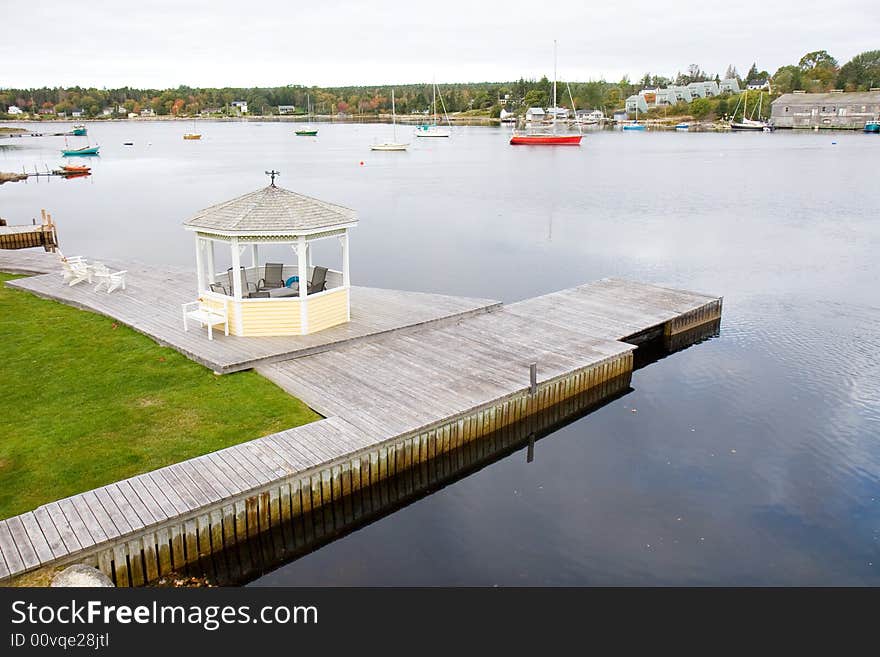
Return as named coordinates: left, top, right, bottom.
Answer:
left=285, top=275, right=299, bottom=287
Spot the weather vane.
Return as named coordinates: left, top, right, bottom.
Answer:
left=265, top=169, right=280, bottom=187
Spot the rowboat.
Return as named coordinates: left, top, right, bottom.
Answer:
left=183, top=133, right=202, bottom=140
left=61, top=145, right=100, bottom=156
left=622, top=123, right=646, bottom=131
left=61, top=165, right=91, bottom=173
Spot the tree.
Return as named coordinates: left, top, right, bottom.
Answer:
left=690, top=97, right=712, bottom=119
left=799, top=50, right=838, bottom=71
left=523, top=89, right=548, bottom=108
left=746, top=63, right=759, bottom=81
left=837, top=50, right=880, bottom=90
left=724, top=65, right=739, bottom=80
left=771, top=65, right=803, bottom=93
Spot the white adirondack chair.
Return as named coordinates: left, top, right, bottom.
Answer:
left=92, top=263, right=127, bottom=293
left=66, top=260, right=93, bottom=286
left=60, top=256, right=87, bottom=283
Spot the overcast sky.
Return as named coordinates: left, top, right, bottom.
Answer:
left=3, top=0, right=877, bottom=89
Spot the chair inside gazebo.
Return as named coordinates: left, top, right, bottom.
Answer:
left=207, top=263, right=344, bottom=299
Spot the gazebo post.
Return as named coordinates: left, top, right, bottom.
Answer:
left=194, top=235, right=206, bottom=292
left=206, top=239, right=216, bottom=285
left=230, top=237, right=243, bottom=299
left=297, top=236, right=308, bottom=334
left=250, top=244, right=258, bottom=272
left=340, top=231, right=350, bottom=287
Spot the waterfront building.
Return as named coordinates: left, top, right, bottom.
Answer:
left=652, top=89, right=678, bottom=106
left=687, top=81, right=720, bottom=98
left=747, top=79, right=770, bottom=91
left=547, top=106, right=570, bottom=120
left=140, top=108, right=155, bottom=117
left=576, top=109, right=604, bottom=122
left=231, top=100, right=249, bottom=114
left=770, top=90, right=880, bottom=129
left=719, top=78, right=741, bottom=94
left=7, top=105, right=24, bottom=115
left=625, top=95, right=649, bottom=114
left=71, top=108, right=84, bottom=118
left=278, top=105, right=296, bottom=114
left=669, top=86, right=693, bottom=103
left=525, top=107, right=547, bottom=123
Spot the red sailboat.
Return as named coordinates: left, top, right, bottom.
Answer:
left=510, top=41, right=582, bottom=146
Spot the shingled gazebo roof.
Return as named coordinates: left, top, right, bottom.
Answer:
left=183, top=185, right=358, bottom=236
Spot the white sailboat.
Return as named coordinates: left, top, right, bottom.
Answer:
left=371, top=89, right=409, bottom=151
left=415, top=80, right=451, bottom=138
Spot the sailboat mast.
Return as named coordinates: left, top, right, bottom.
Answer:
left=392, top=89, right=397, bottom=141
left=553, top=39, right=557, bottom=110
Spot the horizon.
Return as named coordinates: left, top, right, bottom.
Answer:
left=3, top=0, right=876, bottom=90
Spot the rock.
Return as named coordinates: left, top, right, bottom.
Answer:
left=51, top=564, right=114, bottom=587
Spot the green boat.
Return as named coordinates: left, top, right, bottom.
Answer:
left=865, top=121, right=880, bottom=134
left=294, top=93, right=318, bottom=136
left=72, top=124, right=87, bottom=136
left=61, top=145, right=100, bottom=156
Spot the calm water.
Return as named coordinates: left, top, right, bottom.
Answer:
left=2, top=121, right=879, bottom=585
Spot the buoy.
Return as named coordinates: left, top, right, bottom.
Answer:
left=359, top=161, right=364, bottom=166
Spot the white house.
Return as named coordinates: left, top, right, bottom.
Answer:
left=720, top=78, right=741, bottom=94
left=231, top=100, right=248, bottom=114
left=576, top=109, right=604, bottom=123
left=140, top=108, right=155, bottom=117
left=71, top=108, right=84, bottom=118
left=7, top=105, right=24, bottom=115
left=547, top=106, right=570, bottom=120
left=747, top=79, right=770, bottom=91
left=525, top=107, right=546, bottom=123
left=499, top=107, right=516, bottom=122
left=277, top=105, right=296, bottom=114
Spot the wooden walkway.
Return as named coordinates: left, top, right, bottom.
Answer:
left=0, top=250, right=500, bottom=373
left=0, top=248, right=722, bottom=585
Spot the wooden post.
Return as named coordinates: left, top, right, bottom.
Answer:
left=527, top=433, right=535, bottom=463
left=529, top=362, right=537, bottom=394
left=206, top=239, right=216, bottom=284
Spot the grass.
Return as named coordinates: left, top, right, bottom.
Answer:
left=0, top=272, right=320, bottom=519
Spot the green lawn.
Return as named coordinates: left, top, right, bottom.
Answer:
left=0, top=272, right=320, bottom=519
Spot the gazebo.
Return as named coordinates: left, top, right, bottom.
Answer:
left=182, top=177, right=357, bottom=337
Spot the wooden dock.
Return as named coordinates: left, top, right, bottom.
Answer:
left=0, top=248, right=722, bottom=585
left=0, top=211, right=58, bottom=252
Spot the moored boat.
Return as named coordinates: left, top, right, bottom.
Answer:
left=183, top=133, right=202, bottom=140
left=510, top=133, right=582, bottom=145
left=61, top=164, right=91, bottom=173
left=509, top=41, right=582, bottom=146
left=72, top=124, right=87, bottom=136
left=865, top=120, right=880, bottom=133
left=622, top=122, right=646, bottom=131
left=295, top=94, right=319, bottom=136
left=61, top=145, right=100, bottom=156
left=370, top=89, right=408, bottom=151
left=675, top=123, right=689, bottom=131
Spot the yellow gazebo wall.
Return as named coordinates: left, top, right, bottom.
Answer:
left=305, top=287, right=350, bottom=333
left=202, top=288, right=349, bottom=336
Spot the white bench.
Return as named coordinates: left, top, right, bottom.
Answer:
left=182, top=300, right=229, bottom=340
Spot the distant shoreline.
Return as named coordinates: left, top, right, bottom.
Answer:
left=2, top=114, right=503, bottom=126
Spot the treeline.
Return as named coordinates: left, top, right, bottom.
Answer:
left=1, top=49, right=877, bottom=119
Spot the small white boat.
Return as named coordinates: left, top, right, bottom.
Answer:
left=370, top=142, right=409, bottom=151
